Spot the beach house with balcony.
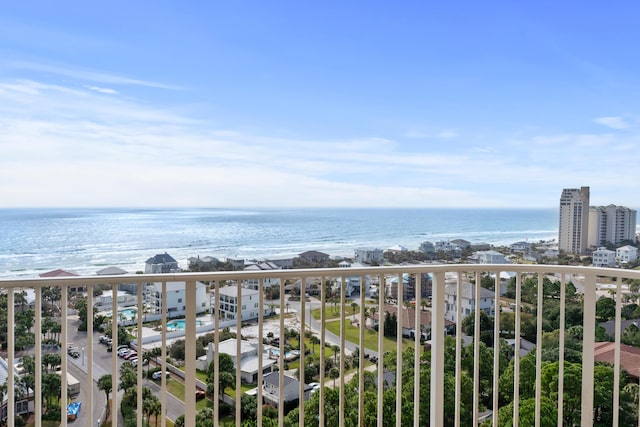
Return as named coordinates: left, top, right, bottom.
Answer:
left=145, top=253, right=180, bottom=274
left=212, top=285, right=274, bottom=321
left=592, top=247, right=617, bottom=268
left=354, top=247, right=384, bottom=264
left=617, top=245, right=639, bottom=265
left=444, top=283, right=495, bottom=323
left=148, top=281, right=210, bottom=317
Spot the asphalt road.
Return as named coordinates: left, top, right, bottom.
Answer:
left=66, top=316, right=186, bottom=425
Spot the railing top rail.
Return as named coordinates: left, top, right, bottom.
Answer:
left=1, top=263, right=638, bottom=288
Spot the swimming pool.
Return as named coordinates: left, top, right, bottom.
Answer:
left=105, top=307, right=137, bottom=321
left=166, top=318, right=203, bottom=331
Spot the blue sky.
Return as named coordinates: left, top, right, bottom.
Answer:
left=1, top=1, right=639, bottom=208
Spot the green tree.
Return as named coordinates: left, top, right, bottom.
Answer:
left=329, top=367, right=340, bottom=387
left=596, top=297, right=616, bottom=322
left=206, top=352, right=236, bottom=401
left=97, top=374, right=112, bottom=418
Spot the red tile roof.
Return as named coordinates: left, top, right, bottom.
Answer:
left=39, top=269, right=80, bottom=277
left=594, top=341, right=640, bottom=378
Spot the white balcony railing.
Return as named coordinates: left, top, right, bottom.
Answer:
left=1, top=264, right=640, bottom=427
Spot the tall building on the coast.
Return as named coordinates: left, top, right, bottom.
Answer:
left=588, top=205, right=637, bottom=248
left=558, top=186, right=590, bottom=254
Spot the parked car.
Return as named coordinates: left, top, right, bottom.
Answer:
left=152, top=370, right=170, bottom=380
left=67, top=347, right=80, bottom=358
left=124, top=352, right=137, bottom=360
left=117, top=348, right=132, bottom=358
left=195, top=390, right=206, bottom=400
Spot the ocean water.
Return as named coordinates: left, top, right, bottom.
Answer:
left=0, top=208, right=558, bottom=279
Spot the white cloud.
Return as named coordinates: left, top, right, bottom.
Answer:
left=1, top=77, right=640, bottom=209
left=4, top=60, right=182, bottom=90
left=593, top=116, right=630, bottom=130
left=404, top=129, right=458, bottom=139
left=85, top=85, right=118, bottom=95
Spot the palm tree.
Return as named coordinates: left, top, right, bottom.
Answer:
left=329, top=367, right=340, bottom=388
left=97, top=374, right=112, bottom=417
left=310, top=335, right=320, bottom=354
left=332, top=345, right=340, bottom=363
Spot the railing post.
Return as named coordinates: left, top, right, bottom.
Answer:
left=184, top=280, right=197, bottom=427
left=581, top=271, right=596, bottom=427
left=431, top=271, right=445, bottom=426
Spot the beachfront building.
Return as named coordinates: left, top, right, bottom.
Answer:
left=419, top=241, right=436, bottom=257
left=212, top=285, right=273, bottom=321
left=39, top=269, right=84, bottom=292
left=243, top=261, right=281, bottom=289
left=298, top=250, right=331, bottom=265
left=387, top=244, right=408, bottom=253
left=145, top=253, right=180, bottom=274
left=510, top=241, right=532, bottom=255
left=434, top=241, right=463, bottom=258
left=588, top=205, right=637, bottom=248
left=148, top=281, right=210, bottom=317
left=262, top=372, right=313, bottom=409
left=196, top=339, right=275, bottom=384
left=558, top=186, right=590, bottom=254
left=476, top=250, right=509, bottom=264
left=355, top=247, right=384, bottom=264
left=617, top=245, right=639, bottom=265
left=592, top=247, right=617, bottom=268
left=188, top=255, right=219, bottom=270
left=444, top=283, right=495, bottom=323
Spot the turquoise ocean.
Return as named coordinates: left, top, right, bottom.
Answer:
left=0, top=208, right=558, bottom=279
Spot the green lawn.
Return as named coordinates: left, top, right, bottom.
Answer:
left=324, top=320, right=413, bottom=353
left=311, top=304, right=361, bottom=321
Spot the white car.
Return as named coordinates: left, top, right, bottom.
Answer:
left=118, top=348, right=132, bottom=358
left=152, top=370, right=170, bottom=380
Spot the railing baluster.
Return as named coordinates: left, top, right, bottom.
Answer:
left=557, top=273, right=566, bottom=427
left=137, top=280, right=143, bottom=427
left=396, top=272, right=403, bottom=427
left=340, top=273, right=346, bottom=427
left=535, top=273, right=544, bottom=427
left=235, top=280, right=242, bottom=427
left=581, top=271, right=596, bottom=427
left=161, top=280, right=167, bottom=427
left=431, top=270, right=445, bottom=426
left=111, top=281, right=118, bottom=427
left=455, top=271, right=462, bottom=427
left=279, top=275, right=285, bottom=427
left=377, top=273, right=384, bottom=427
left=61, top=285, right=68, bottom=427
left=7, top=288, right=14, bottom=427
left=257, top=277, right=264, bottom=427
left=513, top=273, right=521, bottom=427
left=35, top=286, right=43, bottom=427
left=320, top=275, right=327, bottom=427
left=492, top=270, right=501, bottom=427
left=613, top=274, right=622, bottom=426
left=414, top=272, right=422, bottom=427
left=359, top=274, right=366, bottom=427
left=473, top=272, right=481, bottom=424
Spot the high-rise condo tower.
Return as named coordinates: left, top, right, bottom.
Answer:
left=558, top=186, right=590, bottom=254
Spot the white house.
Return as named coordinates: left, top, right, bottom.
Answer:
left=196, top=339, right=275, bottom=384
left=444, top=284, right=495, bottom=323
left=354, top=247, right=384, bottom=264
left=145, top=253, right=179, bottom=274
left=212, top=285, right=273, bottom=321
left=148, top=281, right=210, bottom=317
left=476, top=250, right=509, bottom=264
left=434, top=241, right=462, bottom=258
left=243, top=261, right=282, bottom=289
left=616, top=245, right=639, bottom=265
left=592, top=247, right=616, bottom=268
left=262, top=372, right=313, bottom=409
left=509, top=241, right=532, bottom=255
